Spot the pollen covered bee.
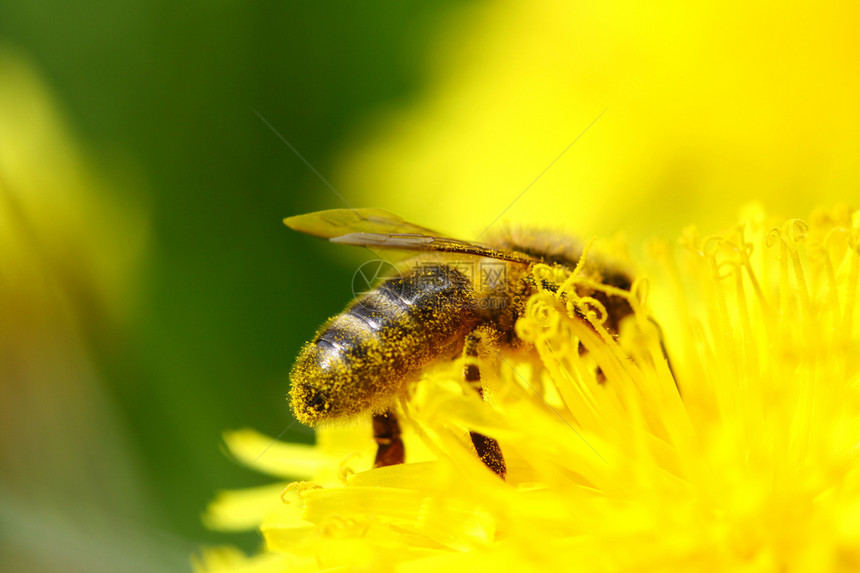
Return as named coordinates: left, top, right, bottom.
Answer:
left=285, top=209, right=636, bottom=478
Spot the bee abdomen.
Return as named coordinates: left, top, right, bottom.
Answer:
left=313, top=286, right=406, bottom=356
left=317, top=263, right=478, bottom=354
left=290, top=263, right=482, bottom=424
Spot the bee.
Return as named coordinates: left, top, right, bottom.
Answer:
left=285, top=209, right=636, bottom=478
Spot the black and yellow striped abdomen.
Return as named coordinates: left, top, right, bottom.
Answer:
left=289, top=264, right=480, bottom=425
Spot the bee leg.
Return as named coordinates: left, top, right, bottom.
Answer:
left=372, top=409, right=404, bottom=468
left=464, top=330, right=507, bottom=479
left=648, top=318, right=680, bottom=395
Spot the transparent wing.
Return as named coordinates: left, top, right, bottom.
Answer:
left=283, top=208, right=442, bottom=239
left=330, top=232, right=537, bottom=264
left=284, top=209, right=537, bottom=265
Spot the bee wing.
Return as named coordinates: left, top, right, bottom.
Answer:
left=330, top=233, right=537, bottom=265
left=284, top=208, right=442, bottom=239
left=285, top=209, right=538, bottom=265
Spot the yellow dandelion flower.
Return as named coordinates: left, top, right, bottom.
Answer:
left=197, top=205, right=860, bottom=572
left=337, top=1, right=860, bottom=239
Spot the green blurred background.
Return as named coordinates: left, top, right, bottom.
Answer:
left=0, top=2, right=466, bottom=571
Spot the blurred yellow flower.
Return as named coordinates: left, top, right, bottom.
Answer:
left=334, top=1, right=859, bottom=240
left=198, top=205, right=860, bottom=572
left=0, top=47, right=159, bottom=573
